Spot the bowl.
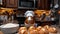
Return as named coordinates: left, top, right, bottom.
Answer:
left=0, top=23, right=19, bottom=34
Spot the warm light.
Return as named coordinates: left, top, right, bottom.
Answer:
left=58, top=11, right=60, bottom=14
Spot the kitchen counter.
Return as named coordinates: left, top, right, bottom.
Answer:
left=0, top=31, right=18, bottom=34
left=0, top=25, right=60, bottom=34
left=0, top=28, right=60, bottom=34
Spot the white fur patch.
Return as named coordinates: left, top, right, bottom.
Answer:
left=28, top=17, right=32, bottom=20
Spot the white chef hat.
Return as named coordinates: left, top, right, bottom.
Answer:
left=24, top=10, right=34, bottom=17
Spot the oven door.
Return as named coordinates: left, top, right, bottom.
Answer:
left=18, top=0, right=37, bottom=9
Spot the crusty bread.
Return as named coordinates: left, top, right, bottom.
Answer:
left=38, top=28, right=49, bottom=34
left=18, top=27, right=28, bottom=34
left=37, top=26, right=42, bottom=31
left=48, top=27, right=57, bottom=33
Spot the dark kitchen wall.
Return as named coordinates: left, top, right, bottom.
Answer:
left=58, top=0, right=60, bottom=10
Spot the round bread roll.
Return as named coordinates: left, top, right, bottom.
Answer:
left=19, top=27, right=27, bottom=32
left=43, top=25, right=50, bottom=30
left=18, top=27, right=28, bottom=34
left=19, top=30, right=28, bottom=34
left=48, top=27, right=57, bottom=33
left=38, top=28, right=49, bottom=34
left=29, top=29, right=38, bottom=34
left=37, top=26, right=42, bottom=31
left=28, top=26, right=36, bottom=32
left=19, top=27, right=27, bottom=31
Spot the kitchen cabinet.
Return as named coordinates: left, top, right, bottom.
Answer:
left=3, top=0, right=51, bottom=10
left=5, top=0, right=18, bottom=8
left=38, top=0, right=51, bottom=10
left=3, top=0, right=6, bottom=7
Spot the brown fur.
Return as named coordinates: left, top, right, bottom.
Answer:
left=24, top=16, right=35, bottom=24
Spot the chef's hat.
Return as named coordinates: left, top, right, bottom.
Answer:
left=24, top=10, right=34, bottom=17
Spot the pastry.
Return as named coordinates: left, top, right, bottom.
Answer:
left=29, top=29, right=38, bottom=34
left=28, top=26, right=36, bottom=32
left=48, top=27, right=57, bottom=33
left=43, top=25, right=50, bottom=30
left=38, top=28, right=49, bottom=34
left=18, top=27, right=28, bottom=34
left=37, top=26, right=42, bottom=31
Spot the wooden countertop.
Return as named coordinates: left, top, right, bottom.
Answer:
left=0, top=31, right=3, bottom=34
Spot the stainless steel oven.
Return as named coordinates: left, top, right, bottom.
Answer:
left=18, top=0, right=37, bottom=9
